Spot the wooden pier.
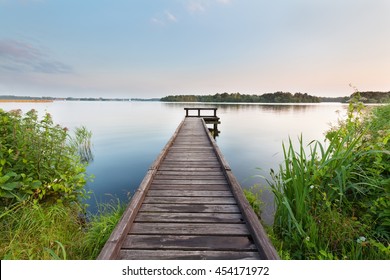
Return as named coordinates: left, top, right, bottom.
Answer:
left=98, top=108, right=279, bottom=260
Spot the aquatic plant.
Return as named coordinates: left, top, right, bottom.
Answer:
left=252, top=99, right=389, bottom=259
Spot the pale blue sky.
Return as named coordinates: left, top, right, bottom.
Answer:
left=0, top=0, right=389, bottom=98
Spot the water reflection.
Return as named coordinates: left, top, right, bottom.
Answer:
left=163, top=101, right=327, bottom=114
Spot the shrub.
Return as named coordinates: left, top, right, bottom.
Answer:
left=0, top=109, right=91, bottom=207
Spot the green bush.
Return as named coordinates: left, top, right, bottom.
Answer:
left=0, top=109, right=90, bottom=207
left=0, top=108, right=126, bottom=260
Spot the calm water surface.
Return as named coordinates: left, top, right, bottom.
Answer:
left=0, top=101, right=347, bottom=224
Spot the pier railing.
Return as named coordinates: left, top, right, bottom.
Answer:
left=184, top=108, right=220, bottom=138
left=184, top=107, right=217, bottom=118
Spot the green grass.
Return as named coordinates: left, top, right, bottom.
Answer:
left=82, top=199, right=126, bottom=259
left=247, top=102, right=390, bottom=260
left=0, top=199, right=126, bottom=260
left=0, top=202, right=85, bottom=259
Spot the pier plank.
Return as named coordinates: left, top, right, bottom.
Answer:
left=122, top=235, right=256, bottom=250
left=147, top=190, right=233, bottom=197
left=129, top=222, right=250, bottom=235
left=120, top=250, right=260, bottom=260
left=135, top=212, right=243, bottom=223
left=143, top=196, right=237, bottom=204
left=139, top=203, right=241, bottom=213
left=150, top=184, right=230, bottom=191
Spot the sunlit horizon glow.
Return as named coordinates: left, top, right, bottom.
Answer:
left=0, top=0, right=389, bottom=98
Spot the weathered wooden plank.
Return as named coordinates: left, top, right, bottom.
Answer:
left=135, top=212, right=243, bottom=223
left=169, top=146, right=213, bottom=149
left=159, top=163, right=222, bottom=168
left=153, top=175, right=226, bottom=180
left=150, top=184, right=230, bottom=191
left=147, top=190, right=233, bottom=197
left=173, top=138, right=210, bottom=142
left=143, top=196, right=237, bottom=204
left=122, top=235, right=256, bottom=250
left=160, top=161, right=219, bottom=164
left=156, top=170, right=224, bottom=176
left=120, top=250, right=260, bottom=260
left=129, top=223, right=250, bottom=235
left=157, top=167, right=223, bottom=172
left=140, top=204, right=241, bottom=213
left=165, top=149, right=215, bottom=153
left=169, top=147, right=214, bottom=150
left=164, top=158, right=219, bottom=166
left=163, top=155, right=216, bottom=159
left=172, top=136, right=209, bottom=139
left=152, top=179, right=228, bottom=185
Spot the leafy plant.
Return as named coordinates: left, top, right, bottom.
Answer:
left=244, top=185, right=263, bottom=217
left=0, top=109, right=92, bottom=206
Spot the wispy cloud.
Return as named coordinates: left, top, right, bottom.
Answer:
left=0, top=39, right=72, bottom=74
left=187, top=1, right=207, bottom=13
left=165, top=10, right=178, bottom=22
left=186, top=0, right=232, bottom=14
left=151, top=10, right=178, bottom=26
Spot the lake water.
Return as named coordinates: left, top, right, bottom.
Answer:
left=0, top=101, right=348, bottom=224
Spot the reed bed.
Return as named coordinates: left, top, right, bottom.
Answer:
left=257, top=101, right=389, bottom=259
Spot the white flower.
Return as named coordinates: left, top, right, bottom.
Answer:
left=357, top=236, right=366, bottom=243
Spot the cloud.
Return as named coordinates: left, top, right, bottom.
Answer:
left=165, top=10, right=178, bottom=22
left=151, top=17, right=164, bottom=25
left=186, top=0, right=232, bottom=14
left=187, top=1, right=207, bottom=13
left=0, top=40, right=41, bottom=61
left=0, top=39, right=73, bottom=74
left=151, top=10, right=178, bottom=26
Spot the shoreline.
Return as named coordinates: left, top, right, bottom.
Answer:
left=0, top=99, right=54, bottom=103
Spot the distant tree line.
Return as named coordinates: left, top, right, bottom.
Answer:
left=351, top=91, right=390, bottom=103
left=0, top=95, right=56, bottom=100
left=319, top=96, right=349, bottom=103
left=0, top=95, right=130, bottom=102
left=161, top=92, right=321, bottom=103
left=161, top=91, right=390, bottom=103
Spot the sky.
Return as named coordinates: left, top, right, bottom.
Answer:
left=0, top=0, right=389, bottom=98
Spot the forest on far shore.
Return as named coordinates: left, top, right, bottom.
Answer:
left=161, top=91, right=390, bottom=103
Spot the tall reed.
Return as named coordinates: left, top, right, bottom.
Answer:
left=268, top=101, right=389, bottom=259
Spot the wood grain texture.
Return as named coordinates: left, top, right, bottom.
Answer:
left=122, top=235, right=256, bottom=250
left=143, top=196, right=237, bottom=204
left=140, top=203, right=241, bottom=213
left=147, top=190, right=233, bottom=197
left=119, top=250, right=260, bottom=260
left=150, top=184, right=230, bottom=191
left=129, top=223, right=250, bottom=235
left=135, top=212, right=244, bottom=223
